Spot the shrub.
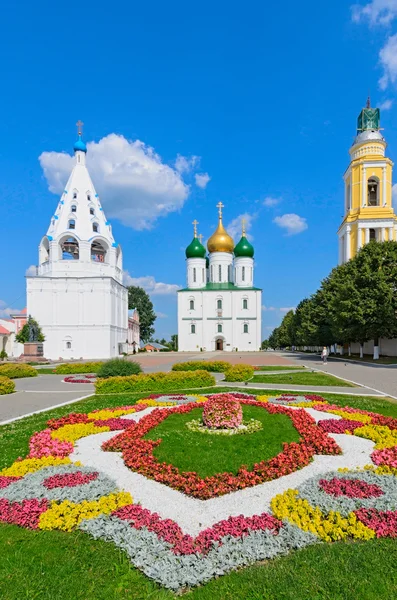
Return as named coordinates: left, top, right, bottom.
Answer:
left=0, top=364, right=38, bottom=379
left=54, top=362, right=104, bottom=375
left=172, top=361, right=231, bottom=373
left=0, top=376, right=15, bottom=395
left=223, top=364, right=254, bottom=382
left=95, top=370, right=216, bottom=394
left=97, top=358, right=142, bottom=379
left=0, top=350, right=7, bottom=361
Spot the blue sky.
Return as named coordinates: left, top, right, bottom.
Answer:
left=1, top=0, right=397, bottom=340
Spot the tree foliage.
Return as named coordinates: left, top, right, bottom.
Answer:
left=15, top=316, right=45, bottom=344
left=127, top=286, right=156, bottom=343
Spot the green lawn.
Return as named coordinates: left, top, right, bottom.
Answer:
left=251, top=371, right=355, bottom=387
left=254, top=365, right=306, bottom=371
left=1, top=386, right=397, bottom=599
left=144, top=405, right=300, bottom=477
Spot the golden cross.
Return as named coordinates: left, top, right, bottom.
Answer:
left=242, top=217, right=246, bottom=236
left=216, top=201, right=224, bottom=218
left=192, top=219, right=199, bottom=237
left=198, top=234, right=203, bottom=244
left=76, top=120, right=84, bottom=136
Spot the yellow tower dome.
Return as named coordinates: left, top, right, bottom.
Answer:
left=207, top=202, right=234, bottom=253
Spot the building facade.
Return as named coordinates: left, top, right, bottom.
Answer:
left=338, top=99, right=397, bottom=264
left=26, top=127, right=128, bottom=360
left=178, top=205, right=262, bottom=352
left=127, top=309, right=140, bottom=354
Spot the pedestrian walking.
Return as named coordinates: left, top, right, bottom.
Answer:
left=321, top=346, right=328, bottom=364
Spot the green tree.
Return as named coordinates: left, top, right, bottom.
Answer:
left=261, top=339, right=270, bottom=350
left=15, top=316, right=45, bottom=344
left=170, top=334, right=178, bottom=351
left=127, top=286, right=156, bottom=343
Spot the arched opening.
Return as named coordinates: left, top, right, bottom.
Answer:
left=191, top=323, right=196, bottom=334
left=39, top=237, right=50, bottom=264
left=368, top=177, right=379, bottom=207
left=218, top=264, right=222, bottom=282
left=243, top=298, right=248, bottom=310
left=242, top=266, right=245, bottom=281
left=91, top=240, right=107, bottom=262
left=68, top=219, right=76, bottom=230
left=217, top=299, right=222, bottom=310
left=92, top=222, right=99, bottom=233
left=216, top=338, right=224, bottom=351
left=243, top=323, right=249, bottom=334
left=90, top=207, right=95, bottom=215
left=71, top=205, right=77, bottom=213
left=116, top=246, right=123, bottom=270
left=189, top=299, right=194, bottom=310
left=193, top=267, right=196, bottom=283
left=217, top=323, right=222, bottom=333
left=60, top=236, right=79, bottom=260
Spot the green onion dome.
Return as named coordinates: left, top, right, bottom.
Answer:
left=234, top=235, right=254, bottom=258
left=185, top=237, right=206, bottom=259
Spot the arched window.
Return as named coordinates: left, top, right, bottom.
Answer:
left=242, top=266, right=245, bottom=281
left=189, top=299, right=194, bottom=310
left=191, top=323, right=196, bottom=334
left=346, top=183, right=351, bottom=211
left=217, top=299, right=222, bottom=310
left=60, top=236, right=79, bottom=260
left=369, top=228, right=376, bottom=241
left=90, top=207, right=95, bottom=215
left=66, top=341, right=71, bottom=349
left=91, top=240, right=107, bottom=262
left=243, top=298, right=248, bottom=309
left=71, top=205, right=77, bottom=213
left=243, top=323, right=249, bottom=334
left=211, top=265, right=214, bottom=281
left=218, top=264, right=222, bottom=281
left=368, top=178, right=379, bottom=207
left=92, top=223, right=99, bottom=233
left=73, top=192, right=77, bottom=199
left=193, top=267, right=196, bottom=283
left=202, top=268, right=205, bottom=282
left=217, top=323, right=222, bottom=333
left=68, top=219, right=76, bottom=230
left=87, top=194, right=91, bottom=201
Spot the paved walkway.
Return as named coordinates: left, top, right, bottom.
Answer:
left=280, top=352, right=397, bottom=399
left=0, top=375, right=94, bottom=423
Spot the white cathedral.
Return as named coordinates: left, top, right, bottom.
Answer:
left=177, top=204, right=262, bottom=352
left=27, top=126, right=128, bottom=359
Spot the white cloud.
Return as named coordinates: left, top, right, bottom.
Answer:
left=25, top=265, right=37, bottom=277
left=262, top=305, right=295, bottom=313
left=195, top=173, right=211, bottom=189
left=39, top=134, right=191, bottom=230
left=0, top=299, right=21, bottom=319
left=379, top=33, right=397, bottom=89
left=123, top=272, right=180, bottom=295
left=273, top=213, right=308, bottom=235
left=280, top=307, right=296, bottom=313
left=226, top=213, right=255, bottom=241
left=262, top=306, right=277, bottom=311
left=352, top=1, right=397, bottom=25
left=379, top=98, right=394, bottom=109
left=175, top=154, right=199, bottom=174
left=156, top=312, right=168, bottom=318
left=263, top=196, right=281, bottom=207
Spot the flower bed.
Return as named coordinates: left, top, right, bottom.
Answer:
left=203, top=395, right=243, bottom=429
left=64, top=375, right=96, bottom=384
left=102, top=397, right=341, bottom=499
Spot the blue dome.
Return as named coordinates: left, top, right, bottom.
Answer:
left=74, top=135, right=87, bottom=153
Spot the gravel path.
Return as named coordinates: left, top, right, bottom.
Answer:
left=71, top=406, right=375, bottom=536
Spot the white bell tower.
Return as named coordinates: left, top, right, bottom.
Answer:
left=27, top=122, right=128, bottom=360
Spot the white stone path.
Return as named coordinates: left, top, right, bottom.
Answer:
left=71, top=407, right=375, bottom=536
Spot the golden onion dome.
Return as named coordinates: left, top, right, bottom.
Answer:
left=207, top=202, right=234, bottom=254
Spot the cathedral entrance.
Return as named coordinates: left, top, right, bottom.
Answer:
left=216, top=338, right=224, bottom=351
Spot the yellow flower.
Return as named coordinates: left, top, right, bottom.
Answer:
left=354, top=425, right=397, bottom=449
left=1, top=456, right=72, bottom=477
left=87, top=408, right=137, bottom=420
left=51, top=423, right=110, bottom=443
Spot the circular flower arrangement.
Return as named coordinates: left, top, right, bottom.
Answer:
left=1, top=392, right=397, bottom=591
left=186, top=395, right=263, bottom=436
left=64, top=375, right=96, bottom=384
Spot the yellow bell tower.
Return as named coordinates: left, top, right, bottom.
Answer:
left=338, top=99, right=397, bottom=263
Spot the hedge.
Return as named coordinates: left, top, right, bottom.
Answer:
left=171, top=361, right=232, bottom=373
left=96, top=359, right=142, bottom=379
left=95, top=370, right=216, bottom=394
left=223, top=364, right=254, bottom=382
left=0, top=376, right=15, bottom=395
left=0, top=364, right=38, bottom=379
left=54, top=362, right=104, bottom=375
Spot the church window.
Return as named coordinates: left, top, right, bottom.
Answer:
left=346, top=183, right=351, bottom=211
left=243, top=298, right=248, bottom=309
left=217, top=299, right=222, bottom=310
left=243, top=323, right=249, bottom=334
left=369, top=228, right=376, bottom=241
left=217, top=323, right=222, bottom=333
left=193, top=268, right=196, bottom=283
left=242, top=266, right=245, bottom=281
left=92, top=223, right=99, bottom=233
left=202, top=268, right=204, bottom=282
left=68, top=219, right=76, bottom=230
left=191, top=324, right=196, bottom=334
left=73, top=192, right=77, bottom=199
left=90, top=208, right=95, bottom=215
left=61, top=236, right=79, bottom=260
left=87, top=194, right=91, bottom=201
left=211, top=265, right=214, bottom=281
left=368, top=178, right=379, bottom=207
left=66, top=341, right=71, bottom=349
left=218, top=265, right=222, bottom=281
left=190, top=299, right=194, bottom=310
left=71, top=205, right=77, bottom=213
left=91, top=240, right=107, bottom=262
